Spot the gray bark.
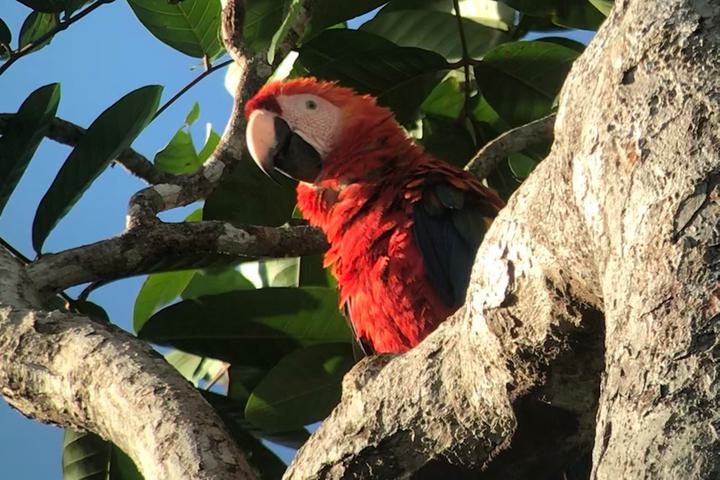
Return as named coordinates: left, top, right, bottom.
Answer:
left=0, top=248, right=256, bottom=480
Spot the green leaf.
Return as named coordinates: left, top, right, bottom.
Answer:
left=298, top=29, right=449, bottom=125
left=32, top=85, right=162, bottom=253
left=165, top=350, right=203, bottom=381
left=203, top=155, right=296, bottom=226
left=127, top=0, right=224, bottom=59
left=154, top=129, right=197, bottom=174
left=203, top=392, right=297, bottom=479
left=19, top=11, right=58, bottom=52
left=298, top=254, right=332, bottom=287
left=264, top=257, right=300, bottom=287
left=197, top=125, right=220, bottom=163
left=138, top=287, right=352, bottom=368
left=497, top=0, right=605, bottom=30
left=421, top=75, right=465, bottom=119
left=64, top=0, right=91, bottom=17
left=181, top=267, right=254, bottom=299
left=267, top=0, right=301, bottom=64
left=0, top=83, right=60, bottom=215
left=420, top=116, right=476, bottom=167
left=303, top=0, right=387, bottom=40
left=245, top=343, right=354, bottom=433
left=155, top=104, right=219, bottom=175
left=133, top=269, right=195, bottom=332
left=361, top=4, right=511, bottom=62
left=243, top=0, right=289, bottom=53
left=185, top=101, right=200, bottom=126
left=63, top=429, right=142, bottom=480
left=588, top=0, right=613, bottom=16
left=0, top=18, right=11, bottom=56
left=17, top=0, right=64, bottom=13
left=508, top=152, right=537, bottom=180
left=475, top=41, right=579, bottom=126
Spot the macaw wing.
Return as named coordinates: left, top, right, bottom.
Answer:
left=412, top=181, right=495, bottom=309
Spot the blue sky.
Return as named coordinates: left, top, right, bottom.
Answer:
left=0, top=2, right=596, bottom=478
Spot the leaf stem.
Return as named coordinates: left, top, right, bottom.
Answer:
left=452, top=0, right=473, bottom=121
left=0, top=0, right=115, bottom=77
left=152, top=59, right=233, bottom=121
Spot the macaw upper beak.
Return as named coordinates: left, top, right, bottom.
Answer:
left=246, top=109, right=323, bottom=183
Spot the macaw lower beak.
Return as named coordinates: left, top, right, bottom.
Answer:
left=246, top=109, right=323, bottom=183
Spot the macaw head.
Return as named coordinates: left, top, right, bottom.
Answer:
left=245, top=77, right=399, bottom=183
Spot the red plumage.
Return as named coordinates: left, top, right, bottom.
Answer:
left=247, top=79, right=503, bottom=354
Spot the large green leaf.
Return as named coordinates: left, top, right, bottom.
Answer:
left=63, top=430, right=142, bottom=480
left=267, top=0, right=302, bottom=64
left=298, top=29, right=449, bottom=125
left=154, top=103, right=220, bottom=174
left=497, top=0, right=605, bottom=30
left=19, top=11, right=58, bottom=52
left=475, top=41, right=579, bottom=126
left=138, top=287, right=351, bottom=368
left=32, top=85, right=162, bottom=253
left=245, top=343, right=354, bottom=433
left=361, top=1, right=512, bottom=62
left=242, top=0, right=289, bottom=53
left=0, top=83, right=60, bottom=215
left=17, top=0, right=64, bottom=13
left=127, top=0, right=224, bottom=59
left=133, top=269, right=196, bottom=332
left=203, top=391, right=300, bottom=478
left=203, top=155, right=297, bottom=227
left=181, top=266, right=254, bottom=299
left=303, top=0, right=387, bottom=40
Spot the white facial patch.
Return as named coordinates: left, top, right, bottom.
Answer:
left=276, top=94, right=343, bottom=158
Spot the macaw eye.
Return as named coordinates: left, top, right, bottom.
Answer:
left=305, top=100, right=318, bottom=110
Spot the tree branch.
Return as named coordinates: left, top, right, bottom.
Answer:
left=27, top=221, right=328, bottom=296
left=0, top=248, right=256, bottom=480
left=465, top=113, right=556, bottom=180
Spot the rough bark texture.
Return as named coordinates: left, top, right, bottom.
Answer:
left=0, top=249, right=256, bottom=480
left=560, top=0, right=720, bottom=477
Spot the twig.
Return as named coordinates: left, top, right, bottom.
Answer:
left=465, top=113, right=557, bottom=180
left=452, top=0, right=473, bottom=120
left=0, top=0, right=115, bottom=77
left=153, top=59, right=233, bottom=121
left=0, top=115, right=173, bottom=184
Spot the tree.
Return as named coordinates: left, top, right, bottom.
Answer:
left=1, top=0, right=717, bottom=479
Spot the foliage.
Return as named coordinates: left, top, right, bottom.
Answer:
left=0, top=0, right=607, bottom=477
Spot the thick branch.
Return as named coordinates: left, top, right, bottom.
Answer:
left=27, top=221, right=328, bottom=295
left=0, top=248, right=255, bottom=480
left=465, top=113, right=556, bottom=180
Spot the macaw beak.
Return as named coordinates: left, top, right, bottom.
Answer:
left=246, top=109, right=323, bottom=183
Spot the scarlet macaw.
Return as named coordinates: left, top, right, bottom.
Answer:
left=245, top=78, right=503, bottom=354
